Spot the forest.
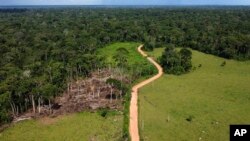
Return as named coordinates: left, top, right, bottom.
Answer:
left=0, top=6, right=250, bottom=125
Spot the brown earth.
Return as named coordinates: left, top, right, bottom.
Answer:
left=14, top=68, right=129, bottom=122
left=38, top=116, right=62, bottom=125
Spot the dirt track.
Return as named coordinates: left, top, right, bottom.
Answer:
left=129, top=45, right=163, bottom=141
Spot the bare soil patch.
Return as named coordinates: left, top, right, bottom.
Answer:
left=38, top=116, right=62, bottom=125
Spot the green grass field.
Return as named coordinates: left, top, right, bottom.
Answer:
left=98, top=42, right=145, bottom=66
left=0, top=112, right=123, bottom=141
left=139, top=48, right=250, bottom=141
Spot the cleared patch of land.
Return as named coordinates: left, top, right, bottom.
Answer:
left=139, top=48, right=250, bottom=141
left=0, top=112, right=123, bottom=141
left=1, top=42, right=149, bottom=141
left=98, top=42, right=145, bottom=66
left=97, top=42, right=156, bottom=86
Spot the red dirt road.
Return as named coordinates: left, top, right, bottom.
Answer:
left=129, top=45, right=163, bottom=141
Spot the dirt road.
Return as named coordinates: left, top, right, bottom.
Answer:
left=129, top=45, right=163, bottom=141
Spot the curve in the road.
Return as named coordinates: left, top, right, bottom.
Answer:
left=129, top=45, right=163, bottom=141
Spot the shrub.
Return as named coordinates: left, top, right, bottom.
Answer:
left=99, top=109, right=108, bottom=118
left=221, top=61, right=226, bottom=67
left=186, top=115, right=194, bottom=122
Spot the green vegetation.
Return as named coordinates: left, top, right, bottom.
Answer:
left=160, top=45, right=192, bottom=75
left=0, top=42, right=148, bottom=141
left=98, top=43, right=142, bottom=66
left=139, top=48, right=250, bottom=141
left=1, top=7, right=250, bottom=124
left=98, top=42, right=156, bottom=139
left=98, top=42, right=156, bottom=79
left=0, top=112, right=123, bottom=141
left=1, top=7, right=250, bottom=141
left=113, top=47, right=130, bottom=68
left=106, top=78, right=128, bottom=97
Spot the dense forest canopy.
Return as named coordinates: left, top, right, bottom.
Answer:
left=0, top=6, right=250, bottom=124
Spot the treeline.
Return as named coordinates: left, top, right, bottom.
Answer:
left=1, top=7, right=250, bottom=124
left=0, top=8, right=28, bottom=13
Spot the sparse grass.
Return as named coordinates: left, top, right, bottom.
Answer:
left=139, top=48, right=250, bottom=141
left=0, top=112, right=123, bottom=141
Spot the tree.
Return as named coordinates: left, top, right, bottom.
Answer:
left=179, top=48, right=192, bottom=72
left=160, top=45, right=179, bottom=74
left=160, top=46, right=192, bottom=75
left=106, top=78, right=128, bottom=98
left=0, top=92, right=11, bottom=125
left=1, top=6, right=250, bottom=125
left=144, top=36, right=156, bottom=51
left=113, top=47, right=129, bottom=68
left=40, top=83, right=57, bottom=114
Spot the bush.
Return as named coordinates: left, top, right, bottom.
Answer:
left=186, top=115, right=194, bottom=122
left=0, top=110, right=11, bottom=125
left=221, top=61, right=226, bottom=67
left=122, top=90, right=131, bottom=140
left=98, top=109, right=108, bottom=118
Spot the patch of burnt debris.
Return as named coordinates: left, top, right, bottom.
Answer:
left=14, top=68, right=130, bottom=122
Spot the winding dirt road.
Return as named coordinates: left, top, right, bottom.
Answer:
left=129, top=45, right=163, bottom=141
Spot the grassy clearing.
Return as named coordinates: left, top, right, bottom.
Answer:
left=98, top=42, right=145, bottom=66
left=98, top=42, right=156, bottom=79
left=0, top=112, right=123, bottom=141
left=139, top=48, right=250, bottom=141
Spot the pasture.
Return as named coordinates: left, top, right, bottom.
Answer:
left=0, top=112, right=123, bottom=141
left=98, top=42, right=145, bottom=66
left=139, top=48, right=250, bottom=141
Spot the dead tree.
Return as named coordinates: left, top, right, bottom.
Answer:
left=97, top=88, right=100, bottom=98
left=91, top=86, right=95, bottom=98
left=31, top=94, right=36, bottom=114
left=38, top=96, right=41, bottom=114
left=109, top=84, right=113, bottom=103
